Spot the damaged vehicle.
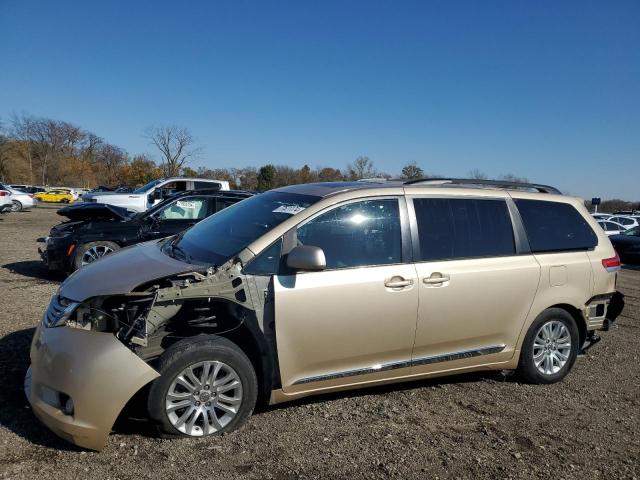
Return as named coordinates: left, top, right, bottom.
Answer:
left=26, top=179, right=624, bottom=450
left=38, top=189, right=253, bottom=273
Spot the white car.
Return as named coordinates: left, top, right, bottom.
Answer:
left=80, top=177, right=230, bottom=212
left=591, top=213, right=612, bottom=220
left=598, top=220, right=626, bottom=236
left=0, top=183, right=37, bottom=212
left=0, top=189, right=12, bottom=213
left=607, top=215, right=639, bottom=230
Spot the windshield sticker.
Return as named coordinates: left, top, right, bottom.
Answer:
left=273, top=204, right=306, bottom=215
left=176, top=201, right=196, bottom=209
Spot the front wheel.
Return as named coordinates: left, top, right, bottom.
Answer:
left=147, top=336, right=257, bottom=438
left=517, top=308, right=580, bottom=384
left=73, top=241, right=120, bottom=270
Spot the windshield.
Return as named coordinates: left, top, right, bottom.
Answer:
left=133, top=179, right=162, bottom=194
left=622, top=226, right=640, bottom=236
left=169, top=191, right=320, bottom=266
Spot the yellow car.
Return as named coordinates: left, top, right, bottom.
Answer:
left=35, top=189, right=75, bottom=203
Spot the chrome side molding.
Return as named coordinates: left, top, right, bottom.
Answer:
left=293, top=344, right=506, bottom=385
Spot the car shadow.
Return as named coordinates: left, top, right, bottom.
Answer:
left=0, top=328, right=81, bottom=451
left=2, top=261, right=65, bottom=282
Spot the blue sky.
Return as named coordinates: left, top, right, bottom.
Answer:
left=1, top=0, right=638, bottom=199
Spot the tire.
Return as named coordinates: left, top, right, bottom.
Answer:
left=73, top=241, right=120, bottom=270
left=11, top=200, right=22, bottom=212
left=517, top=308, right=580, bottom=384
left=147, top=336, right=258, bottom=438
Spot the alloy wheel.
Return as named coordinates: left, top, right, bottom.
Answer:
left=165, top=360, right=243, bottom=437
left=532, top=320, right=572, bottom=375
left=81, top=245, right=114, bottom=265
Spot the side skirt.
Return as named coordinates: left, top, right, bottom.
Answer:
left=292, top=344, right=506, bottom=386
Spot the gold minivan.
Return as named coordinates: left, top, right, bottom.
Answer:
left=25, top=179, right=624, bottom=450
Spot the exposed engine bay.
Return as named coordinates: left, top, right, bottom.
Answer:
left=64, top=257, right=276, bottom=377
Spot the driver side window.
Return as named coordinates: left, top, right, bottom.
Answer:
left=296, top=199, right=402, bottom=270
left=156, top=197, right=209, bottom=220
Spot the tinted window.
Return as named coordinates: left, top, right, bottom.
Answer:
left=216, top=197, right=240, bottom=212
left=515, top=199, right=597, bottom=252
left=195, top=181, right=220, bottom=190
left=413, top=198, right=515, bottom=261
left=297, top=199, right=402, bottom=269
left=244, top=238, right=283, bottom=275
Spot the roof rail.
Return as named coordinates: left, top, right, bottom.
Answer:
left=403, top=178, right=561, bottom=194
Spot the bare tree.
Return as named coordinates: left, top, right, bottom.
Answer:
left=468, top=169, right=488, bottom=179
left=499, top=173, right=529, bottom=183
left=145, top=125, right=202, bottom=177
left=346, top=156, right=376, bottom=180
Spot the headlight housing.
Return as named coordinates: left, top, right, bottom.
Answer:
left=43, top=296, right=80, bottom=328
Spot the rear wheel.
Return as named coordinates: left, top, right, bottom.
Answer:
left=147, top=336, right=257, bottom=438
left=73, top=241, right=120, bottom=270
left=517, top=308, right=579, bottom=384
left=11, top=200, right=22, bottom=212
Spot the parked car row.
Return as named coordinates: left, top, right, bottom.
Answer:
left=593, top=212, right=640, bottom=236
left=25, top=178, right=624, bottom=450
left=0, top=182, right=38, bottom=212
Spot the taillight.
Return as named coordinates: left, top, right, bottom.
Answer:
left=0, top=191, right=7, bottom=197
left=602, top=253, right=621, bottom=272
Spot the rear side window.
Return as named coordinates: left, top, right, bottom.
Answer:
left=195, top=181, right=220, bottom=190
left=515, top=199, right=597, bottom=252
left=413, top=198, right=515, bottom=261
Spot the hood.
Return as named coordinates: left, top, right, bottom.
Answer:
left=60, top=240, right=194, bottom=302
left=57, top=202, right=133, bottom=221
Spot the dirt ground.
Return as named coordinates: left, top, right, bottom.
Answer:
left=0, top=207, right=638, bottom=479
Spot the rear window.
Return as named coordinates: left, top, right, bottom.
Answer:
left=514, top=199, right=597, bottom=252
left=413, top=198, right=515, bottom=261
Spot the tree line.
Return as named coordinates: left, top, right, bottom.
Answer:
left=3, top=113, right=634, bottom=209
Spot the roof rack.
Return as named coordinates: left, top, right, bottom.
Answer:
left=403, top=178, right=561, bottom=194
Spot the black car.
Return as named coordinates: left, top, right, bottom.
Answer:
left=38, top=189, right=253, bottom=273
left=610, top=226, right=640, bottom=265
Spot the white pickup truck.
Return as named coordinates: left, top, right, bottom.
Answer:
left=81, top=177, right=230, bottom=212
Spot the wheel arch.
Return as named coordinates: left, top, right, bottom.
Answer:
left=546, top=303, right=588, bottom=348
left=142, top=300, right=276, bottom=405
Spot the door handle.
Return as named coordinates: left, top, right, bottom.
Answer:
left=423, top=273, right=450, bottom=285
left=384, top=277, right=414, bottom=289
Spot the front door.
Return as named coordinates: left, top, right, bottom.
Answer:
left=274, top=197, right=418, bottom=393
left=409, top=195, right=540, bottom=370
left=144, top=196, right=212, bottom=240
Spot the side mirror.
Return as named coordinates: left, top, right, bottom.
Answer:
left=153, top=189, right=163, bottom=200
left=286, top=245, right=326, bottom=272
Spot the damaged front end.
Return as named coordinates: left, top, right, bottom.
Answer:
left=63, top=257, right=263, bottom=360
left=28, top=252, right=277, bottom=450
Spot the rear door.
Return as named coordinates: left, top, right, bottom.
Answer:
left=274, top=197, right=419, bottom=393
left=409, top=194, right=540, bottom=370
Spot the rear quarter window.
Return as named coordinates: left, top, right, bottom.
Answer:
left=515, top=199, right=597, bottom=253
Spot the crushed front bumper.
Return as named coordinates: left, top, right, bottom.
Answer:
left=25, top=324, right=159, bottom=450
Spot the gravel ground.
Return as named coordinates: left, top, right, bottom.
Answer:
left=0, top=207, right=638, bottom=479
